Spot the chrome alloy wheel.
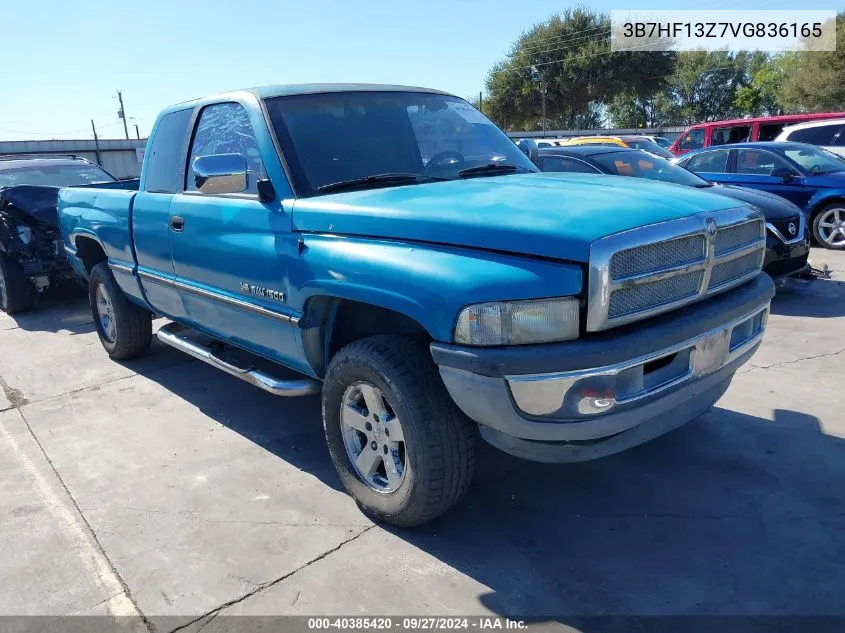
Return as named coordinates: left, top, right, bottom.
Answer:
left=340, top=382, right=407, bottom=493
left=95, top=283, right=117, bottom=343
left=817, top=207, right=845, bottom=248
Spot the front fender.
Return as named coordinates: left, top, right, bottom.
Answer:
left=290, top=235, right=584, bottom=342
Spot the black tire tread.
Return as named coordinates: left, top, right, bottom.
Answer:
left=323, top=335, right=475, bottom=527
left=89, top=263, right=152, bottom=360
left=0, top=253, right=35, bottom=315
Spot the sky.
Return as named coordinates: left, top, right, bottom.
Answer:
left=1, top=0, right=838, bottom=141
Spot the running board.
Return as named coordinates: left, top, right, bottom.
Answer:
left=156, top=323, right=321, bottom=397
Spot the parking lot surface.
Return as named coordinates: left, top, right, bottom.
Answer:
left=1, top=249, right=844, bottom=632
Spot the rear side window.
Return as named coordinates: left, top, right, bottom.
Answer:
left=685, top=149, right=730, bottom=174
left=786, top=124, right=842, bottom=145
left=144, top=109, right=192, bottom=193
left=678, top=129, right=704, bottom=150
left=758, top=123, right=785, bottom=141
left=186, top=102, right=264, bottom=194
left=541, top=156, right=599, bottom=173
left=711, top=125, right=751, bottom=146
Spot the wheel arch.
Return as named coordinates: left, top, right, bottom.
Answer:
left=300, top=295, right=432, bottom=378
left=73, top=235, right=108, bottom=277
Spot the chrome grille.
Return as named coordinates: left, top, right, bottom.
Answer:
left=714, top=221, right=764, bottom=255
left=609, top=271, right=703, bottom=318
left=709, top=250, right=764, bottom=290
left=610, top=235, right=706, bottom=279
left=587, top=208, right=766, bottom=332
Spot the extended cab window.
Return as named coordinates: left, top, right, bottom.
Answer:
left=186, top=102, right=264, bottom=194
left=685, top=149, right=730, bottom=174
left=265, top=91, right=536, bottom=197
left=144, top=108, right=192, bottom=193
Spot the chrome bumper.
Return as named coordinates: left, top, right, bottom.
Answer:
left=507, top=307, right=767, bottom=419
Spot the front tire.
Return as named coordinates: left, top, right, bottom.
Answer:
left=812, top=204, right=845, bottom=250
left=322, top=335, right=475, bottom=527
left=88, top=262, right=152, bottom=359
left=0, top=253, right=35, bottom=315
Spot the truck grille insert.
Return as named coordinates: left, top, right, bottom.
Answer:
left=587, top=208, right=765, bottom=332
left=610, top=235, right=706, bottom=279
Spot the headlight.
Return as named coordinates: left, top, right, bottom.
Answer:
left=16, top=226, right=32, bottom=244
left=454, top=297, right=580, bottom=346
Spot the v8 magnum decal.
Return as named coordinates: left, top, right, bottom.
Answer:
left=240, top=282, right=286, bottom=302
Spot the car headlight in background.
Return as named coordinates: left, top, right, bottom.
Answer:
left=454, top=297, right=580, bottom=346
left=16, top=226, right=32, bottom=244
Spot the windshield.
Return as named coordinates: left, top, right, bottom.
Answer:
left=265, top=91, right=538, bottom=196
left=621, top=139, right=675, bottom=159
left=590, top=150, right=710, bottom=187
left=0, top=163, right=116, bottom=187
left=653, top=137, right=672, bottom=148
left=783, top=145, right=845, bottom=174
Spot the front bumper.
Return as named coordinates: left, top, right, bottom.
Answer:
left=763, top=215, right=810, bottom=279
left=431, top=273, right=775, bottom=463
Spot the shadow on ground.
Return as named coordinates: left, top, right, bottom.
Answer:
left=139, top=353, right=845, bottom=621
left=2, top=286, right=93, bottom=334
left=771, top=276, right=845, bottom=318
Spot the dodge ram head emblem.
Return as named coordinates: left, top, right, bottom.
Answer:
left=240, top=282, right=285, bottom=302
left=788, top=222, right=797, bottom=236
left=705, top=218, right=718, bottom=237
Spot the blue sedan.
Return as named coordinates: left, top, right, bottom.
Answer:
left=676, top=142, right=845, bottom=249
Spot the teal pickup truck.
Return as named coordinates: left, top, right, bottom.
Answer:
left=58, top=85, right=774, bottom=526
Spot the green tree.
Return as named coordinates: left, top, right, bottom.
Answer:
left=485, top=8, right=674, bottom=130
left=778, top=13, right=845, bottom=112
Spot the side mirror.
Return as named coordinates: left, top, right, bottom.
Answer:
left=770, top=167, right=793, bottom=182
left=193, top=153, right=248, bottom=194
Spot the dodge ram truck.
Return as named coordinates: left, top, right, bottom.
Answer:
left=59, top=85, right=775, bottom=526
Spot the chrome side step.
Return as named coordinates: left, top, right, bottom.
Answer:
left=156, top=323, right=321, bottom=397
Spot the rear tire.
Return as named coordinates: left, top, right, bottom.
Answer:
left=0, top=253, right=35, bottom=315
left=322, top=335, right=475, bottom=527
left=89, top=262, right=152, bottom=359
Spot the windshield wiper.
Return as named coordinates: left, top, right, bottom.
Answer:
left=316, top=173, right=447, bottom=193
left=456, top=163, right=530, bottom=178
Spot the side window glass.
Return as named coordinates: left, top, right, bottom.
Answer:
left=144, top=109, right=192, bottom=193
left=735, top=150, right=790, bottom=175
left=685, top=150, right=729, bottom=173
left=542, top=157, right=598, bottom=173
left=678, top=129, right=704, bottom=150
left=186, top=102, right=264, bottom=194
left=789, top=124, right=839, bottom=145
left=712, top=125, right=751, bottom=146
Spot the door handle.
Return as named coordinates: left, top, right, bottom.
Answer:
left=170, top=216, right=185, bottom=232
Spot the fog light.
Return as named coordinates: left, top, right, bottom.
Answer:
left=576, top=386, right=616, bottom=415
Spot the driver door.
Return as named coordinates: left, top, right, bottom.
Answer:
left=167, top=100, right=306, bottom=372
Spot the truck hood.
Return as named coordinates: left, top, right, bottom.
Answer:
left=292, top=173, right=748, bottom=263
left=0, top=185, right=60, bottom=226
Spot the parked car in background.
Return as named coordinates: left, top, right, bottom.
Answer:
left=0, top=156, right=136, bottom=314
left=58, top=84, right=773, bottom=526
left=556, top=135, right=675, bottom=159
left=669, top=112, right=845, bottom=156
left=775, top=119, right=845, bottom=158
left=676, top=142, right=845, bottom=250
left=636, top=135, right=673, bottom=149
left=523, top=142, right=810, bottom=278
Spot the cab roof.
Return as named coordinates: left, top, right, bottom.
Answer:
left=163, top=83, right=454, bottom=114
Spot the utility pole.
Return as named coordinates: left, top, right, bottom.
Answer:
left=117, top=90, right=130, bottom=140
left=479, top=91, right=483, bottom=113
left=134, top=124, right=140, bottom=140
left=91, top=120, right=103, bottom=166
